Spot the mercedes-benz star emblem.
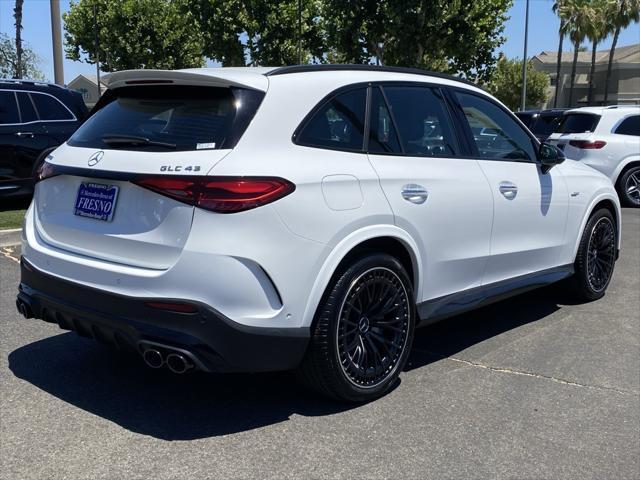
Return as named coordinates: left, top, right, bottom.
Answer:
left=88, top=151, right=104, bottom=167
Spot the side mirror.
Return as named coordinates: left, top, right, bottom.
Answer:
left=539, top=143, right=565, bottom=174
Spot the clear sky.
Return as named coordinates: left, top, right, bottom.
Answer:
left=1, top=0, right=639, bottom=83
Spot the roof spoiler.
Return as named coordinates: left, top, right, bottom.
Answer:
left=102, top=69, right=269, bottom=92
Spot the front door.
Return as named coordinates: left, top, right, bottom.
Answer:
left=451, top=90, right=569, bottom=285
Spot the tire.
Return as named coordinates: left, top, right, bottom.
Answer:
left=617, top=166, right=640, bottom=208
left=297, top=253, right=416, bottom=402
left=566, top=208, right=617, bottom=302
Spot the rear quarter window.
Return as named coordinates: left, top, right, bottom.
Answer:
left=68, top=86, right=264, bottom=152
left=614, top=115, right=640, bottom=136
left=554, top=113, right=600, bottom=134
left=295, top=87, right=367, bottom=152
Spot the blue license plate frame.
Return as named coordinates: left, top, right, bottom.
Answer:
left=74, top=182, right=120, bottom=222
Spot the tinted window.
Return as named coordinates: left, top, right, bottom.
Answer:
left=368, top=87, right=401, bottom=154
left=31, top=93, right=74, bottom=121
left=69, top=86, right=262, bottom=152
left=554, top=113, right=600, bottom=134
left=614, top=115, right=640, bottom=136
left=455, top=91, right=536, bottom=161
left=17, top=93, right=38, bottom=123
left=0, top=91, right=20, bottom=124
left=515, top=112, right=537, bottom=129
left=297, top=88, right=366, bottom=151
left=384, top=86, right=458, bottom=156
left=531, top=113, right=561, bottom=137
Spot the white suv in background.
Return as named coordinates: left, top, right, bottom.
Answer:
left=547, top=106, right=640, bottom=207
left=16, top=66, right=621, bottom=402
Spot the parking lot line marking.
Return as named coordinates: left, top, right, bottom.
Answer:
left=413, top=347, right=638, bottom=396
left=1, top=247, right=19, bottom=264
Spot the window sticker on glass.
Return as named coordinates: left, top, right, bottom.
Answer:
left=196, top=142, right=216, bottom=150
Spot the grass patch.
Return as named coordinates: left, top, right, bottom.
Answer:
left=0, top=210, right=26, bottom=230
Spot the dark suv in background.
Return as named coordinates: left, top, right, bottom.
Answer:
left=0, top=79, right=88, bottom=199
left=515, top=108, right=567, bottom=143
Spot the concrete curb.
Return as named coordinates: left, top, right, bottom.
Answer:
left=0, top=228, right=22, bottom=247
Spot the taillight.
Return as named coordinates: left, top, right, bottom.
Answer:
left=569, top=140, right=606, bottom=149
left=37, top=160, right=58, bottom=181
left=133, top=176, right=295, bottom=213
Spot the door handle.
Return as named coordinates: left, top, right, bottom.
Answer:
left=499, top=181, right=518, bottom=199
left=15, top=132, right=35, bottom=138
left=401, top=184, right=429, bottom=204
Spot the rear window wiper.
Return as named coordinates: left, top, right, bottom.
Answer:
left=101, top=134, right=176, bottom=149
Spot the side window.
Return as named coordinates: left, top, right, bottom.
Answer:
left=454, top=91, right=536, bottom=162
left=0, top=91, right=20, bottom=124
left=614, top=115, right=640, bottom=136
left=17, top=93, right=38, bottom=123
left=368, top=87, right=401, bottom=154
left=297, top=87, right=366, bottom=151
left=383, top=86, right=458, bottom=157
left=31, top=93, right=74, bottom=121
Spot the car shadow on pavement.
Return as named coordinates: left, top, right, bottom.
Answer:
left=8, top=334, right=357, bottom=440
left=8, top=284, right=568, bottom=441
left=407, top=284, right=566, bottom=370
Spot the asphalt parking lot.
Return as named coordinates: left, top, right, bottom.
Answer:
left=1, top=209, right=638, bottom=480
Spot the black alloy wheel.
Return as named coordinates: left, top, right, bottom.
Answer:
left=585, top=216, right=617, bottom=293
left=297, top=253, right=415, bottom=402
left=336, top=267, right=411, bottom=389
left=568, top=208, right=617, bottom=301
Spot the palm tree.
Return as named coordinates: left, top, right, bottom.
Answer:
left=552, top=1, right=566, bottom=108
left=585, top=0, right=609, bottom=105
left=604, top=0, right=640, bottom=104
left=13, top=0, right=23, bottom=78
left=560, top=0, right=590, bottom=107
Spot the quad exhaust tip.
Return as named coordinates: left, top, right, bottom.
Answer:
left=15, top=299, right=33, bottom=319
left=142, top=349, right=164, bottom=369
left=141, top=346, right=195, bottom=373
left=166, top=353, right=194, bottom=374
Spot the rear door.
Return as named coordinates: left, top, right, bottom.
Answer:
left=0, top=90, right=48, bottom=189
left=366, top=84, right=493, bottom=301
left=450, top=89, right=569, bottom=284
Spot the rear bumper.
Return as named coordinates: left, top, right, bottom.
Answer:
left=17, top=258, right=309, bottom=373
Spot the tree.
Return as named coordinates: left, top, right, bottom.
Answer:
left=604, top=0, right=640, bottom=104
left=63, top=0, right=206, bottom=71
left=559, top=0, right=590, bottom=107
left=0, top=33, right=45, bottom=80
left=13, top=0, right=24, bottom=78
left=190, top=0, right=325, bottom=66
left=552, top=1, right=566, bottom=108
left=322, top=0, right=512, bottom=82
left=485, top=56, right=549, bottom=110
left=584, top=0, right=609, bottom=105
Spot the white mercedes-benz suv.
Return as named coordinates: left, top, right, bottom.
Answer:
left=547, top=105, right=640, bottom=207
left=16, top=65, right=621, bottom=402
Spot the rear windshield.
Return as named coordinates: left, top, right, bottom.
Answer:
left=532, top=114, right=561, bottom=136
left=68, top=86, right=264, bottom=152
left=553, top=113, right=600, bottom=134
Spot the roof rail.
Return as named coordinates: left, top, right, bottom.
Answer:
left=0, top=78, right=66, bottom=89
left=265, top=64, right=480, bottom=89
left=604, top=104, right=640, bottom=109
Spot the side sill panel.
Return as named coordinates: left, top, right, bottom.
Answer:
left=417, top=264, right=574, bottom=326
